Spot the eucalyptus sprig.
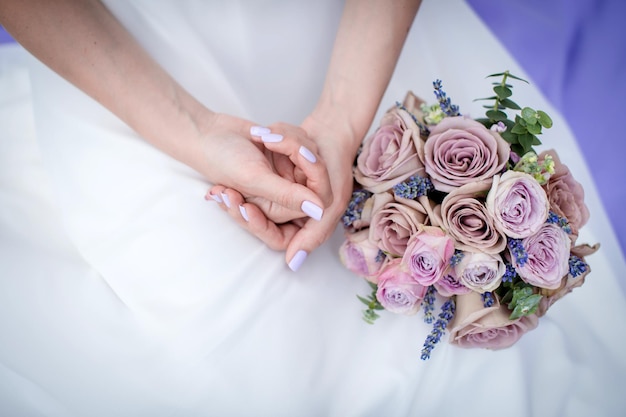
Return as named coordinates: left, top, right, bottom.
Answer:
left=497, top=277, right=542, bottom=320
left=357, top=282, right=384, bottom=324
left=475, top=71, right=553, bottom=156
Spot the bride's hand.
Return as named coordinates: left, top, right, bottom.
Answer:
left=203, top=115, right=333, bottom=226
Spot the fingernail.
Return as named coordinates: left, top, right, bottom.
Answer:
left=261, top=133, right=283, bottom=143
left=239, top=204, right=249, bottom=222
left=288, top=250, right=308, bottom=272
left=301, top=200, right=323, bottom=221
left=299, top=146, right=317, bottom=163
left=221, top=193, right=231, bottom=208
left=250, top=126, right=271, bottom=136
left=207, top=193, right=222, bottom=203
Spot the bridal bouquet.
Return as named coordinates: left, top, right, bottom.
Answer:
left=339, top=72, right=599, bottom=359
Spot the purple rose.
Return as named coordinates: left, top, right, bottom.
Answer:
left=402, top=226, right=455, bottom=286
left=515, top=223, right=571, bottom=290
left=449, top=292, right=539, bottom=350
left=539, top=150, right=590, bottom=236
left=439, top=180, right=507, bottom=254
left=339, top=229, right=386, bottom=282
left=355, top=108, right=425, bottom=193
left=375, top=259, right=428, bottom=315
left=455, top=251, right=505, bottom=293
left=422, top=116, right=510, bottom=192
left=486, top=171, right=549, bottom=239
left=434, top=270, right=472, bottom=297
left=369, top=193, right=428, bottom=257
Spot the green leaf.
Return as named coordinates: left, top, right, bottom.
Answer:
left=474, top=118, right=492, bottom=128
left=519, top=133, right=534, bottom=150
left=537, top=110, right=553, bottom=128
left=509, top=286, right=533, bottom=308
left=486, top=109, right=508, bottom=121
left=494, top=85, right=512, bottom=99
left=526, top=122, right=542, bottom=135
left=521, top=107, right=537, bottom=124
left=509, top=294, right=542, bottom=320
left=532, top=136, right=542, bottom=145
left=511, top=123, right=528, bottom=134
left=502, top=119, right=515, bottom=129
left=500, top=98, right=521, bottom=110
left=486, top=72, right=507, bottom=78
left=505, top=73, right=529, bottom=83
left=500, top=131, right=516, bottom=144
left=474, top=96, right=498, bottom=102
left=357, top=295, right=371, bottom=306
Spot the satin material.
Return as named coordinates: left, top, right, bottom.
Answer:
left=1, top=1, right=625, bottom=415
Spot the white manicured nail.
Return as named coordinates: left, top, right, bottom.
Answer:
left=239, top=205, right=249, bottom=222
left=301, top=200, right=323, bottom=221
left=221, top=193, right=231, bottom=208
left=288, top=250, right=308, bottom=272
left=299, top=146, right=317, bottom=163
left=250, top=126, right=271, bottom=136
left=209, top=193, right=222, bottom=203
left=261, top=133, right=283, bottom=143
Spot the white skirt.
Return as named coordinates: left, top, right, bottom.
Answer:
left=1, top=0, right=625, bottom=416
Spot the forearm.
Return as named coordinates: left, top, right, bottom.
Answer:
left=0, top=0, right=212, bottom=175
left=312, top=0, right=421, bottom=153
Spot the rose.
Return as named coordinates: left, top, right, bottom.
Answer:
left=486, top=171, right=549, bottom=239
left=449, top=292, right=539, bottom=350
left=455, top=251, right=505, bottom=293
left=369, top=193, right=428, bottom=257
left=539, top=150, right=590, bottom=236
left=339, top=229, right=386, bottom=282
left=354, top=108, right=425, bottom=193
left=421, top=116, right=510, bottom=192
left=402, top=226, right=455, bottom=286
left=514, top=223, right=571, bottom=290
left=434, top=270, right=472, bottom=297
left=375, top=259, right=428, bottom=315
left=439, top=180, right=507, bottom=254
left=536, top=243, right=599, bottom=316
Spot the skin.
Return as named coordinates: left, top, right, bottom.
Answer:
left=212, top=0, right=423, bottom=269
left=0, top=0, right=422, bottom=270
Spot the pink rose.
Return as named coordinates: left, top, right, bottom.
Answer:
left=402, top=226, right=455, bottom=286
left=355, top=108, right=425, bottom=193
left=536, top=243, right=599, bottom=316
left=375, top=259, right=428, bottom=315
left=339, top=229, right=386, bottom=282
left=439, top=180, right=507, bottom=254
left=539, top=150, right=590, bottom=236
left=434, top=270, right=472, bottom=297
left=455, top=251, right=505, bottom=293
left=486, top=171, right=549, bottom=239
left=422, top=116, right=510, bottom=192
left=369, top=193, right=428, bottom=257
left=449, top=292, right=539, bottom=350
left=515, top=223, right=571, bottom=290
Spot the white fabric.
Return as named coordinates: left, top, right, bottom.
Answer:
left=1, top=0, right=625, bottom=415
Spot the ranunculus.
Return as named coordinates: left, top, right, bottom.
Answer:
left=539, top=150, right=590, bottom=236
left=515, top=223, right=571, bottom=290
left=449, top=292, right=539, bottom=350
left=486, top=171, right=549, bottom=239
left=369, top=194, right=428, bottom=257
left=402, top=226, right=455, bottom=286
left=339, top=229, right=386, bottom=282
left=439, top=180, right=507, bottom=254
left=536, top=243, right=599, bottom=316
left=455, top=251, right=505, bottom=293
left=434, top=270, right=472, bottom=297
left=354, top=108, right=425, bottom=193
left=421, top=116, right=510, bottom=192
left=375, top=259, right=428, bottom=315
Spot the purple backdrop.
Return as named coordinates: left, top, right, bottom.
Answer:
left=2, top=1, right=625, bottom=255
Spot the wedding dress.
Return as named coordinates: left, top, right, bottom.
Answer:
left=1, top=0, right=625, bottom=416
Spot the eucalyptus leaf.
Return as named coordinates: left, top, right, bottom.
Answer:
left=526, top=122, right=542, bottom=135
left=500, top=131, right=516, bottom=144
left=505, top=73, right=529, bottom=83
left=521, top=107, right=538, bottom=124
left=486, top=109, right=508, bottom=121
left=537, top=110, right=553, bottom=128
left=500, top=98, right=521, bottom=110
left=519, top=133, right=534, bottom=150
left=486, top=72, right=507, bottom=78
left=511, top=123, right=528, bottom=134
left=494, top=85, right=512, bottom=99
left=509, top=286, right=533, bottom=308
left=357, top=295, right=371, bottom=306
left=474, top=96, right=498, bottom=101
left=509, top=294, right=542, bottom=320
left=532, top=136, right=542, bottom=145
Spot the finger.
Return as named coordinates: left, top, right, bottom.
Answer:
left=239, top=202, right=301, bottom=251
left=249, top=124, right=333, bottom=208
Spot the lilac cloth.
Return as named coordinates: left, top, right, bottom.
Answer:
left=2, top=3, right=625, bottom=256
